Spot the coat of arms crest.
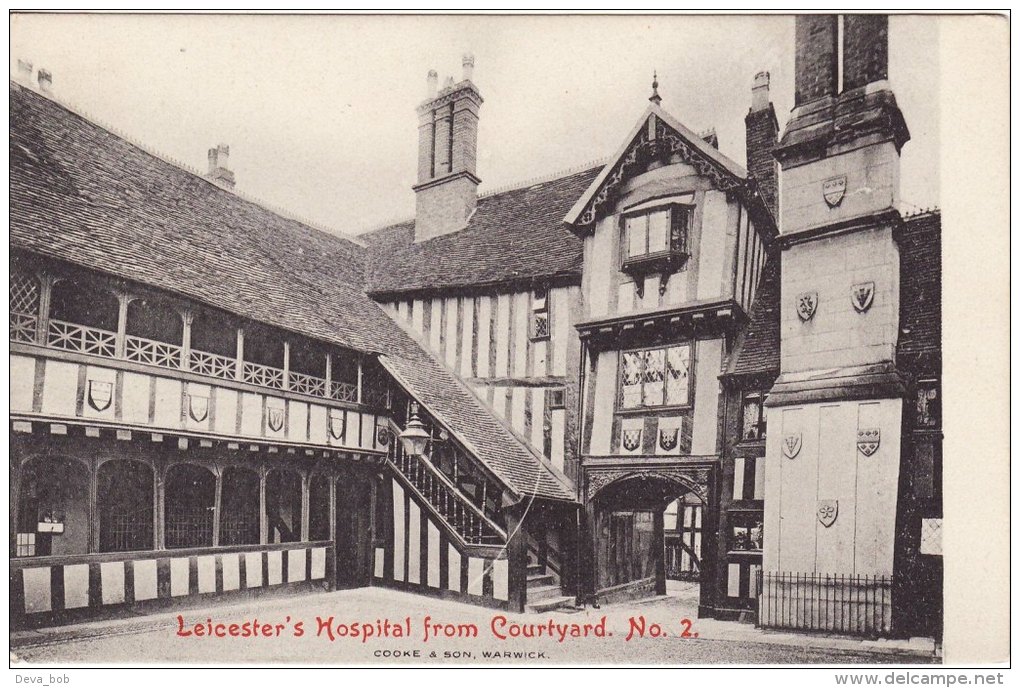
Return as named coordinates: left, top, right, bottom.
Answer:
left=328, top=410, right=346, bottom=440
left=851, top=281, right=875, bottom=313
left=87, top=379, right=113, bottom=412
left=622, top=429, right=642, bottom=453
left=857, top=428, right=881, bottom=456
left=376, top=427, right=390, bottom=446
left=267, top=406, right=284, bottom=433
left=817, top=500, right=839, bottom=528
left=187, top=394, right=209, bottom=423
left=782, top=433, right=802, bottom=459
left=658, top=427, right=678, bottom=452
left=822, top=175, right=846, bottom=208
left=796, top=291, right=818, bottom=322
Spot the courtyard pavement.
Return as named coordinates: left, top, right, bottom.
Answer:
left=11, top=583, right=938, bottom=666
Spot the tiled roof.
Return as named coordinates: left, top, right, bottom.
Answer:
left=726, top=253, right=781, bottom=377
left=9, top=81, right=575, bottom=503
left=725, top=211, right=942, bottom=378
left=362, top=166, right=601, bottom=297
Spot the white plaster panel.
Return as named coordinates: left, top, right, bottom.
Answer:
left=447, top=544, right=461, bottom=592
left=550, top=409, right=566, bottom=472
left=170, top=557, right=189, bottom=597
left=777, top=406, right=817, bottom=573
left=40, top=360, right=78, bottom=417
left=586, top=217, right=615, bottom=318
left=732, top=457, right=745, bottom=500
left=407, top=500, right=421, bottom=585
left=530, top=388, right=546, bottom=450
left=220, top=554, right=240, bottom=591
left=152, top=377, right=183, bottom=429
left=63, top=563, right=90, bottom=608
left=494, top=294, right=510, bottom=376
left=550, top=287, right=570, bottom=377
left=130, top=560, right=157, bottom=601
left=533, top=339, right=547, bottom=377
left=264, top=396, right=286, bottom=439
left=510, top=387, right=526, bottom=437
left=244, top=552, right=263, bottom=587
left=429, top=299, right=443, bottom=352
left=427, top=520, right=441, bottom=588
left=762, top=419, right=783, bottom=572
left=412, top=298, right=425, bottom=334
left=308, top=404, right=328, bottom=445
left=589, top=352, right=618, bottom=455
left=854, top=399, right=902, bottom=575
left=22, top=567, right=52, bottom=613
left=239, top=392, right=262, bottom=436
left=690, top=338, right=723, bottom=454
left=10, top=355, right=35, bottom=412
left=444, top=296, right=459, bottom=369
left=460, top=297, right=475, bottom=378
left=100, top=561, right=126, bottom=605
left=696, top=190, right=730, bottom=301
left=361, top=412, right=376, bottom=449
left=288, top=549, right=306, bottom=583
left=267, top=550, right=283, bottom=585
left=493, top=558, right=509, bottom=601
left=476, top=296, right=492, bottom=378
left=196, top=555, right=216, bottom=593
left=815, top=404, right=856, bottom=574
left=183, top=382, right=212, bottom=431
left=467, top=558, right=484, bottom=596
left=214, top=388, right=238, bottom=435
left=82, top=365, right=118, bottom=420
left=727, top=563, right=741, bottom=597
left=512, top=292, right=529, bottom=377
left=311, top=547, right=326, bottom=580
left=121, top=371, right=151, bottom=424
left=288, top=401, right=308, bottom=442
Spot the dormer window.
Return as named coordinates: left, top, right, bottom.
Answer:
left=621, top=202, right=692, bottom=280
left=531, top=288, right=550, bottom=341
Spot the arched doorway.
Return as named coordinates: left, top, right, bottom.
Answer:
left=265, top=469, right=301, bottom=544
left=16, top=456, right=90, bottom=557
left=335, top=471, right=374, bottom=589
left=220, top=466, right=260, bottom=546
left=165, top=464, right=215, bottom=549
left=587, top=469, right=711, bottom=606
left=98, top=459, right=154, bottom=553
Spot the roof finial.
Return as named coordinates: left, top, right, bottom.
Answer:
left=649, top=70, right=662, bottom=105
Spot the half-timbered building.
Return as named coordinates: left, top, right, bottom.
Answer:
left=9, top=14, right=941, bottom=638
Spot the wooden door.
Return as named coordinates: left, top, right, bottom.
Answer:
left=335, top=475, right=373, bottom=588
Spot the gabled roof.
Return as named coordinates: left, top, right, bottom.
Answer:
left=563, top=102, right=773, bottom=233
left=9, top=81, right=576, bottom=503
left=363, top=165, right=600, bottom=297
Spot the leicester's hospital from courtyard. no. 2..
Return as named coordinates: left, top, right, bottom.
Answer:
left=9, top=14, right=943, bottom=643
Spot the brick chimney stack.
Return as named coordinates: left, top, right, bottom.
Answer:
left=207, top=144, right=235, bottom=190
left=745, top=71, right=779, bottom=215
left=842, top=15, right=889, bottom=91
left=413, top=55, right=483, bottom=242
left=793, top=15, right=838, bottom=106
left=37, top=68, right=53, bottom=95
left=16, top=59, right=33, bottom=86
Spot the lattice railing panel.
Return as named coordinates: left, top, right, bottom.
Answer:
left=10, top=271, right=40, bottom=316
left=9, top=312, right=37, bottom=343
left=125, top=335, right=182, bottom=370
left=47, top=319, right=117, bottom=357
left=329, top=380, right=358, bottom=403
left=242, top=361, right=285, bottom=390
left=189, top=349, right=236, bottom=381
left=289, top=370, right=327, bottom=397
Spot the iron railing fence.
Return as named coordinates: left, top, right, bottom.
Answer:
left=756, top=570, right=894, bottom=637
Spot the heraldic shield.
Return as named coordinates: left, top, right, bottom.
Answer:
left=817, top=500, right=838, bottom=528
left=796, top=291, right=818, bottom=322
left=857, top=428, right=881, bottom=456
left=267, top=406, right=284, bottom=432
left=188, top=394, right=209, bottom=422
left=622, top=429, right=642, bottom=453
left=658, top=427, right=678, bottom=452
left=822, top=175, right=846, bottom=208
left=328, top=410, right=345, bottom=440
left=376, top=427, right=390, bottom=446
left=87, top=379, right=113, bottom=412
left=851, top=281, right=875, bottom=313
left=782, top=433, right=802, bottom=459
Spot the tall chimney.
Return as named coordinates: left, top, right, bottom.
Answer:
left=412, top=56, right=483, bottom=242
left=16, top=59, right=33, bottom=86
left=745, top=71, right=779, bottom=215
left=794, top=15, right=838, bottom=106
left=207, top=144, right=235, bottom=190
left=842, top=15, right=889, bottom=91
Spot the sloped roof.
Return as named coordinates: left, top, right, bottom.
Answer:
left=9, top=81, right=575, bottom=503
left=725, top=252, right=781, bottom=377
left=363, top=165, right=600, bottom=297
left=725, top=211, right=942, bottom=379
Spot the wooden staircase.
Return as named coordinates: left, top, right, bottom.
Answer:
left=525, top=556, right=575, bottom=613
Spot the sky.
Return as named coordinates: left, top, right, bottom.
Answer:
left=10, top=13, right=941, bottom=237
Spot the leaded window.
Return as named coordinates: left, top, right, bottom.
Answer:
left=620, top=343, right=692, bottom=410
left=9, top=269, right=40, bottom=343
left=916, top=379, right=940, bottom=429
left=740, top=391, right=768, bottom=441
left=531, top=288, right=550, bottom=340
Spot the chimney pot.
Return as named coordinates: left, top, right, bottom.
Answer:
left=443, top=75, right=455, bottom=90
left=751, top=71, right=770, bottom=112
left=426, top=69, right=438, bottom=99
left=16, top=59, right=33, bottom=85
left=37, top=68, right=52, bottom=94
left=462, top=53, right=475, bottom=82
left=207, top=143, right=235, bottom=190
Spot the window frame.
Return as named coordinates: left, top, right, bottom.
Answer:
left=738, top=390, right=769, bottom=444
left=616, top=341, right=695, bottom=413
left=529, top=287, right=551, bottom=342
left=619, top=201, right=693, bottom=276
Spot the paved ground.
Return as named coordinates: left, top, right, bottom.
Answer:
left=11, top=584, right=938, bottom=666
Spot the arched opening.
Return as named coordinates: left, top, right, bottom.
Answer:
left=243, top=323, right=285, bottom=369
left=16, top=456, right=90, bottom=557
left=126, top=297, right=183, bottom=344
left=590, top=472, right=707, bottom=609
left=308, top=474, right=331, bottom=541
left=49, top=278, right=119, bottom=332
left=190, top=309, right=237, bottom=358
left=220, top=466, right=260, bottom=546
left=165, top=464, right=215, bottom=549
left=265, top=469, right=301, bottom=543
left=98, top=459, right=154, bottom=553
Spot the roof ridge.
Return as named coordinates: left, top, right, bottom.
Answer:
left=12, top=81, right=365, bottom=248
left=478, top=157, right=608, bottom=199
left=901, top=206, right=941, bottom=219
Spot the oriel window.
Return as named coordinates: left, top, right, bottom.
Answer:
left=623, top=205, right=691, bottom=261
